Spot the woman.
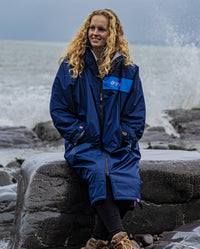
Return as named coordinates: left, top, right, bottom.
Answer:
left=50, top=9, right=145, bottom=249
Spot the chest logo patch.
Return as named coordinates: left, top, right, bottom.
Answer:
left=103, top=76, right=132, bottom=93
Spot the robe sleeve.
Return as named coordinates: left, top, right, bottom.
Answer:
left=120, top=66, right=146, bottom=147
left=50, top=61, right=86, bottom=145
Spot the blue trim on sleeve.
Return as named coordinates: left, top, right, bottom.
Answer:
left=103, top=77, right=132, bottom=93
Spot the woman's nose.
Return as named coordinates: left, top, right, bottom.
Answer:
left=93, top=28, right=99, bottom=35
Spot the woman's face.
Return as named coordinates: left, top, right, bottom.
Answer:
left=88, top=15, right=109, bottom=54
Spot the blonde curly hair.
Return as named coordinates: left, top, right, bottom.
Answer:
left=59, top=9, right=133, bottom=78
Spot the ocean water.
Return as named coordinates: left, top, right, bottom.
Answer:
left=0, top=39, right=200, bottom=131
left=0, top=39, right=200, bottom=164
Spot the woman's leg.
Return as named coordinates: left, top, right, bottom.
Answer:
left=116, top=200, right=136, bottom=219
left=92, top=215, right=109, bottom=240
left=93, top=177, right=125, bottom=240
left=84, top=178, right=139, bottom=248
left=92, top=200, right=134, bottom=241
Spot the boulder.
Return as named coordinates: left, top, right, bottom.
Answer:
left=0, top=126, right=44, bottom=149
left=0, top=169, right=13, bottom=186
left=33, top=121, right=64, bottom=146
left=123, top=150, right=200, bottom=236
left=140, top=159, right=200, bottom=204
left=0, top=184, right=17, bottom=240
left=8, top=153, right=94, bottom=249
left=5, top=159, right=24, bottom=184
left=8, top=150, right=200, bottom=249
left=145, top=219, right=200, bottom=248
left=140, top=126, right=198, bottom=151
left=166, top=108, right=200, bottom=139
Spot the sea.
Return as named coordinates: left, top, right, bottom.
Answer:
left=0, top=39, right=200, bottom=164
left=0, top=38, right=200, bottom=248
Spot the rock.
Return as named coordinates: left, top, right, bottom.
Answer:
left=32, top=109, right=200, bottom=150
left=141, top=126, right=173, bottom=143
left=145, top=219, right=200, bottom=248
left=0, top=169, right=13, bottom=186
left=123, top=150, right=200, bottom=236
left=5, top=160, right=23, bottom=184
left=140, top=108, right=200, bottom=151
left=140, top=126, right=185, bottom=150
left=140, top=159, right=200, bottom=204
left=0, top=126, right=44, bottom=149
left=141, top=125, right=200, bottom=151
left=8, top=153, right=94, bottom=249
left=6, top=159, right=24, bottom=169
left=166, top=108, right=200, bottom=139
left=33, top=121, right=64, bottom=146
left=124, top=200, right=185, bottom=236
left=0, top=184, right=17, bottom=240
left=133, top=234, right=154, bottom=247
left=8, top=150, right=200, bottom=249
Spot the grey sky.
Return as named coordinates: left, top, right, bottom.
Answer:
left=0, top=0, right=199, bottom=45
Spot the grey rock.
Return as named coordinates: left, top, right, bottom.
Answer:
left=140, top=126, right=184, bottom=150
left=140, top=159, right=200, bottom=204
left=33, top=121, right=64, bottom=145
left=124, top=201, right=185, bottom=236
left=8, top=150, right=200, bottom=249
left=133, top=234, right=154, bottom=247
left=141, top=126, right=173, bottom=143
left=140, top=108, right=200, bottom=151
left=166, top=108, right=200, bottom=139
left=0, top=184, right=17, bottom=240
left=185, top=198, right=200, bottom=223
left=145, top=219, right=200, bottom=249
left=5, top=159, right=24, bottom=183
left=0, top=126, right=44, bottom=149
left=6, top=159, right=24, bottom=169
left=0, top=169, right=12, bottom=186
left=8, top=153, right=94, bottom=249
left=31, top=108, right=200, bottom=151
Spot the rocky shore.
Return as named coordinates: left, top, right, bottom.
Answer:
left=0, top=108, right=200, bottom=248
left=6, top=151, right=200, bottom=248
left=1, top=108, right=200, bottom=153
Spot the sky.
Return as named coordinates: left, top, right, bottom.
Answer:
left=0, top=0, right=200, bottom=45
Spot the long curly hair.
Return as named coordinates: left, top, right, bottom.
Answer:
left=59, top=9, right=133, bottom=78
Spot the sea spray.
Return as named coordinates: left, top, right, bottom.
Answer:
left=132, top=41, right=200, bottom=133
left=0, top=39, right=200, bottom=133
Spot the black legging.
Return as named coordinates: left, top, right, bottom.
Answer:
left=92, top=177, right=135, bottom=241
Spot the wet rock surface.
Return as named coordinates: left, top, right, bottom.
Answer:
left=166, top=108, right=200, bottom=139
left=145, top=219, right=200, bottom=249
left=1, top=107, right=200, bottom=248
left=0, top=169, right=13, bottom=186
left=33, top=121, right=64, bottom=146
left=0, top=126, right=44, bottom=149
left=8, top=153, right=94, bottom=249
left=1, top=108, right=200, bottom=151
left=140, top=108, right=200, bottom=151
left=0, top=184, right=17, bottom=240
left=8, top=151, right=200, bottom=249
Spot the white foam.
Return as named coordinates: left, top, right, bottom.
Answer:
left=0, top=240, right=9, bottom=249
left=0, top=39, right=200, bottom=130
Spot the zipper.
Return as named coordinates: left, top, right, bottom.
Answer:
left=103, top=152, right=109, bottom=176
left=100, top=79, right=109, bottom=176
left=99, top=78, right=103, bottom=148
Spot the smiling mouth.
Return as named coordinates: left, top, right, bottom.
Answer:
left=91, top=37, right=101, bottom=41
